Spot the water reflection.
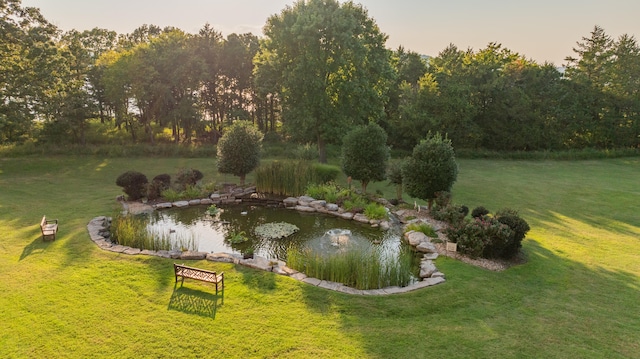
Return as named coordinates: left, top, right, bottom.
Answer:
left=144, top=205, right=409, bottom=263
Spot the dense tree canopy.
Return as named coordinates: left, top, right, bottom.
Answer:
left=255, top=0, right=394, bottom=162
left=0, top=1, right=638, bottom=154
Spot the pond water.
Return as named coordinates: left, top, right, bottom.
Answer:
left=144, top=204, right=417, bottom=265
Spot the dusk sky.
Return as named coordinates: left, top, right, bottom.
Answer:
left=21, top=0, right=640, bottom=65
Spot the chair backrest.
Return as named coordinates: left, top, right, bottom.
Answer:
left=41, top=216, right=46, bottom=227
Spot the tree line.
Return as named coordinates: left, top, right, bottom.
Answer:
left=2, top=0, right=639, bottom=155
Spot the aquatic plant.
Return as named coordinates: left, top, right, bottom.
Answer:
left=254, top=222, right=299, bottom=240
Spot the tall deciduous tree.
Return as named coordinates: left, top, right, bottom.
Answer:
left=255, top=0, right=393, bottom=163
left=0, top=0, right=63, bottom=143
left=216, top=120, right=263, bottom=186
left=341, top=122, right=389, bottom=193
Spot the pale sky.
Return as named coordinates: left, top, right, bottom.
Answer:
left=21, top=0, right=640, bottom=66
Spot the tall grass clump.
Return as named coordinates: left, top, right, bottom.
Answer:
left=110, top=214, right=155, bottom=249
left=110, top=214, right=198, bottom=251
left=255, top=161, right=309, bottom=196
left=286, top=246, right=416, bottom=290
left=404, top=222, right=437, bottom=238
left=255, top=160, right=342, bottom=197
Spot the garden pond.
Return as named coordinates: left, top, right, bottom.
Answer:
left=142, top=204, right=422, bottom=284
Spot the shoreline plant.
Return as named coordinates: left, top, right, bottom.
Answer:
left=286, top=245, right=417, bottom=290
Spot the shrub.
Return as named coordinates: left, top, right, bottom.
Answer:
left=312, top=163, right=341, bottom=184
left=495, top=208, right=530, bottom=259
left=342, top=195, right=368, bottom=213
left=471, top=206, right=490, bottom=218
left=115, top=171, right=148, bottom=201
left=434, top=191, right=452, bottom=208
left=445, top=217, right=513, bottom=259
left=148, top=174, right=171, bottom=200
left=305, top=182, right=341, bottom=202
left=262, top=131, right=282, bottom=143
left=161, top=188, right=182, bottom=202
left=182, top=185, right=204, bottom=200
left=460, top=205, right=470, bottom=217
left=432, top=203, right=466, bottom=226
left=364, top=202, right=388, bottom=220
left=294, top=143, right=318, bottom=160
left=175, top=168, right=203, bottom=191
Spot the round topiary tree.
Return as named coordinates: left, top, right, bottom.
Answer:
left=217, top=120, right=263, bottom=186
left=386, top=159, right=405, bottom=202
left=115, top=171, right=148, bottom=201
left=341, top=123, right=389, bottom=193
left=402, top=132, right=458, bottom=209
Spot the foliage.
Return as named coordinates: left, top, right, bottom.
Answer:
left=216, top=120, right=263, bottom=186
left=444, top=216, right=513, bottom=259
left=341, top=123, right=390, bottom=193
left=148, top=174, right=171, bottom=200
left=161, top=188, right=182, bottom=202
left=386, top=159, right=405, bottom=201
left=363, top=203, right=388, bottom=220
left=431, top=203, right=467, bottom=226
left=226, top=231, right=249, bottom=244
left=206, top=204, right=219, bottom=216
left=495, top=208, right=531, bottom=258
left=255, top=161, right=308, bottom=196
left=182, top=185, right=204, bottom=200
left=115, top=171, right=149, bottom=200
left=286, top=246, right=416, bottom=290
left=255, top=0, right=394, bottom=162
left=110, top=214, right=197, bottom=251
left=402, top=133, right=458, bottom=207
left=256, top=160, right=337, bottom=197
left=254, top=222, right=299, bottom=240
left=3, top=156, right=640, bottom=358
left=312, top=163, right=341, bottom=184
left=174, top=168, right=203, bottom=191
left=404, top=222, right=437, bottom=238
left=342, top=195, right=368, bottom=214
left=444, top=208, right=530, bottom=259
left=471, top=206, right=490, bottom=218
left=294, top=143, right=318, bottom=161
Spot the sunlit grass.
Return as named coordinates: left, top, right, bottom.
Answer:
left=0, top=156, right=639, bottom=358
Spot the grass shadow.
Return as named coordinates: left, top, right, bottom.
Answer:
left=19, top=236, right=50, bottom=261
left=168, top=284, right=223, bottom=319
left=238, top=265, right=278, bottom=293
left=306, top=238, right=640, bottom=358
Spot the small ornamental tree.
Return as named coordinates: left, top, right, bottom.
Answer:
left=216, top=120, right=263, bottom=186
left=402, top=132, right=458, bottom=209
left=341, top=123, right=389, bottom=193
left=386, top=159, right=405, bottom=201
left=115, top=171, right=148, bottom=201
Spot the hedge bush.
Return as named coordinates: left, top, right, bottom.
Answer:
left=115, top=171, right=148, bottom=201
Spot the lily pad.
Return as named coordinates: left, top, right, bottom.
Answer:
left=254, top=222, right=299, bottom=240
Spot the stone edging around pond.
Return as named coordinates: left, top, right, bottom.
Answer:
left=87, top=194, right=446, bottom=295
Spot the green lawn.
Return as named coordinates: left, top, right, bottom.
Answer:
left=1, top=156, right=639, bottom=358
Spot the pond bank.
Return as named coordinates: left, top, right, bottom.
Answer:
left=90, top=190, right=448, bottom=295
